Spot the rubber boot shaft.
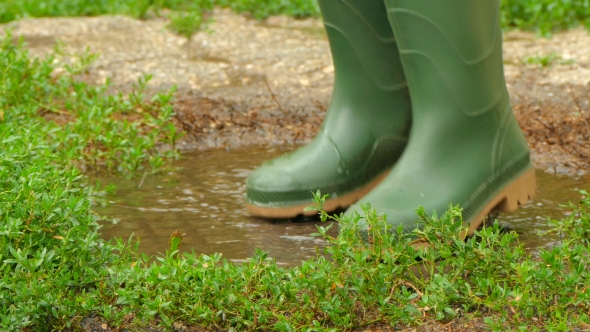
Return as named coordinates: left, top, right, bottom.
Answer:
left=245, top=0, right=412, bottom=216
left=345, top=0, right=534, bottom=234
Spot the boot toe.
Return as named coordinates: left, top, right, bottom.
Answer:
left=246, top=165, right=303, bottom=201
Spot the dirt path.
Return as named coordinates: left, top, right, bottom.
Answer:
left=3, top=9, right=590, bottom=175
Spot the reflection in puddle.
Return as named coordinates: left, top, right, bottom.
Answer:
left=94, top=146, right=338, bottom=266
left=94, top=147, right=590, bottom=266
left=498, top=171, right=589, bottom=253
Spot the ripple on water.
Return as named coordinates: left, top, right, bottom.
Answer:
left=498, top=170, right=590, bottom=253
left=95, top=146, right=337, bottom=266
left=94, top=147, right=590, bottom=266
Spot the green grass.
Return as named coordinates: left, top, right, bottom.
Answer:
left=215, top=0, right=320, bottom=20
left=0, top=0, right=217, bottom=38
left=523, top=52, right=578, bottom=67
left=2, top=0, right=590, bottom=38
left=0, top=31, right=181, bottom=328
left=501, top=0, right=590, bottom=36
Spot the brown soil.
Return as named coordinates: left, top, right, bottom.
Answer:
left=3, top=10, right=590, bottom=175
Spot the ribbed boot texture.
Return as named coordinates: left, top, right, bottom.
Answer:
left=245, top=0, right=412, bottom=218
left=345, top=0, right=536, bottom=237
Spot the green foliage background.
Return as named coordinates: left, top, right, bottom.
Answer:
left=1, top=0, right=590, bottom=36
left=501, top=0, right=590, bottom=35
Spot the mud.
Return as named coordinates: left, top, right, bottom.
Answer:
left=3, top=9, right=590, bottom=174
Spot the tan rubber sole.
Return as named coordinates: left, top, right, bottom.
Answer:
left=410, top=167, right=537, bottom=248
left=246, top=171, right=391, bottom=219
left=465, top=167, right=537, bottom=235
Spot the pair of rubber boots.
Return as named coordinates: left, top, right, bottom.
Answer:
left=245, top=0, right=537, bottom=239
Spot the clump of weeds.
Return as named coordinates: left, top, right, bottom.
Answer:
left=0, top=29, right=180, bottom=329
left=0, top=0, right=320, bottom=39
left=0, top=0, right=217, bottom=38
left=523, top=52, right=577, bottom=67
left=3, top=0, right=590, bottom=38
left=215, top=0, right=319, bottom=20
left=500, top=0, right=590, bottom=36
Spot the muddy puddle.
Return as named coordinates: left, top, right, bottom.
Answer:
left=500, top=170, right=589, bottom=253
left=94, top=146, right=338, bottom=266
left=94, top=147, right=590, bottom=266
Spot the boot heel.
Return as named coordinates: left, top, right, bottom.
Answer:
left=467, top=168, right=537, bottom=235
left=497, top=168, right=537, bottom=213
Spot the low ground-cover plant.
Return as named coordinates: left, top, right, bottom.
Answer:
left=0, top=31, right=181, bottom=328
left=215, top=0, right=319, bottom=20
left=523, top=52, right=578, bottom=67
left=1, top=33, right=182, bottom=172
left=2, top=0, right=590, bottom=37
left=0, top=0, right=217, bottom=38
left=1, top=26, right=590, bottom=331
left=501, top=0, right=590, bottom=36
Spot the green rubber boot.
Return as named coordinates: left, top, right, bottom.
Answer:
left=245, top=0, right=412, bottom=218
left=345, top=0, right=536, bottom=240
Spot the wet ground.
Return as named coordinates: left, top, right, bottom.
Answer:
left=94, top=146, right=340, bottom=265
left=94, top=147, right=590, bottom=266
